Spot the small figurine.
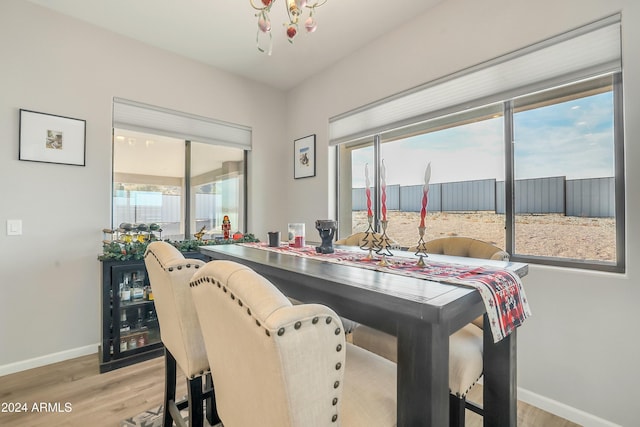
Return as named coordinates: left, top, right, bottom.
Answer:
left=194, top=225, right=207, bottom=241
left=222, top=215, right=231, bottom=240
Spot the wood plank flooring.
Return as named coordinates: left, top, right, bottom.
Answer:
left=0, top=353, right=580, bottom=426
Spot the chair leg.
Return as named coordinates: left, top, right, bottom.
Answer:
left=163, top=350, right=177, bottom=427
left=187, top=376, right=204, bottom=427
left=449, top=394, right=466, bottom=427
left=204, top=373, right=220, bottom=426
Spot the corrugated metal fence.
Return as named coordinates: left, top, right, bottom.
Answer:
left=353, top=176, right=614, bottom=218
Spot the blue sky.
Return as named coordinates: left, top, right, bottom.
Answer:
left=351, top=92, right=614, bottom=187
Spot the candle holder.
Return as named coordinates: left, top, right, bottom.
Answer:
left=414, top=226, right=429, bottom=267
left=375, top=220, right=394, bottom=266
left=359, top=215, right=378, bottom=260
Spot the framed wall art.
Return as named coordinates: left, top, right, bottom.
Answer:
left=294, top=134, right=315, bottom=179
left=19, top=109, right=86, bottom=166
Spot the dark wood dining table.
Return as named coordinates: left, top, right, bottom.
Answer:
left=199, top=243, right=528, bottom=427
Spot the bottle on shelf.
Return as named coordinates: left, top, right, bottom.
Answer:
left=132, top=272, right=144, bottom=301
left=137, top=333, right=146, bottom=348
left=135, top=308, right=144, bottom=330
left=121, top=276, right=131, bottom=302
left=120, top=312, right=130, bottom=334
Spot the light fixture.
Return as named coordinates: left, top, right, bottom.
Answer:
left=250, top=0, right=327, bottom=55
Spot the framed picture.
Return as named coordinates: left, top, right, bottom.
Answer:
left=294, top=134, right=316, bottom=179
left=19, top=109, right=86, bottom=166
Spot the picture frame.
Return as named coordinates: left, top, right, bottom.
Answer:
left=294, top=134, right=316, bottom=179
left=19, top=109, right=86, bottom=166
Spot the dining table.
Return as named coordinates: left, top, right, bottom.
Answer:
left=199, top=242, right=529, bottom=427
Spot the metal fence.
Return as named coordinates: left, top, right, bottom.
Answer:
left=352, top=176, right=615, bottom=218
left=113, top=193, right=220, bottom=237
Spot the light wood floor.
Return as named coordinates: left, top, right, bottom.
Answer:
left=0, top=353, right=580, bottom=427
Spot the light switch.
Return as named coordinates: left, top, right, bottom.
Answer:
left=7, top=219, right=22, bottom=236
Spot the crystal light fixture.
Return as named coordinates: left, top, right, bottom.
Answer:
left=250, top=0, right=327, bottom=55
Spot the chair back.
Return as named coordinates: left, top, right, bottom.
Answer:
left=190, top=260, right=347, bottom=427
left=144, top=241, right=208, bottom=377
left=425, top=236, right=509, bottom=261
left=336, top=231, right=392, bottom=247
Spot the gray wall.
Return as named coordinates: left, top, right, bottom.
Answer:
left=0, top=0, right=286, bottom=371
left=283, top=0, right=639, bottom=426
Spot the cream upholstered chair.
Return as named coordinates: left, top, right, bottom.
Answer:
left=189, top=260, right=398, bottom=426
left=420, top=236, right=510, bottom=261
left=353, top=236, right=510, bottom=427
left=352, top=323, right=482, bottom=427
left=144, top=241, right=218, bottom=427
left=336, top=231, right=397, bottom=247
left=335, top=231, right=377, bottom=246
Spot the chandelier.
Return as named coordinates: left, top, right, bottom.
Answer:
left=250, top=0, right=327, bottom=55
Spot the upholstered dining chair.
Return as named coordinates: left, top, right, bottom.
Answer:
left=418, top=236, right=510, bottom=261
left=335, top=231, right=398, bottom=247
left=189, top=260, right=398, bottom=426
left=353, top=236, right=511, bottom=427
left=144, top=241, right=218, bottom=427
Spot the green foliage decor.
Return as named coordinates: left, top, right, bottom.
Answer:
left=98, top=234, right=259, bottom=261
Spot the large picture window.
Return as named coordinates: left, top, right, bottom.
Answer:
left=334, top=16, right=624, bottom=272
left=113, top=129, right=246, bottom=240
left=337, top=74, right=624, bottom=272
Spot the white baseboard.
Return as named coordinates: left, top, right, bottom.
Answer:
left=518, top=386, right=622, bottom=427
left=0, top=344, right=98, bottom=377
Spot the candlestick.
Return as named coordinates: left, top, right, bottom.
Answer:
left=360, top=215, right=377, bottom=260
left=415, top=226, right=429, bottom=267
left=375, top=220, right=393, bottom=265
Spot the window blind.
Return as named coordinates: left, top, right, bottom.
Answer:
left=329, top=14, right=621, bottom=146
left=113, top=98, right=252, bottom=150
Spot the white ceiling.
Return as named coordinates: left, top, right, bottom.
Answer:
left=25, top=0, right=444, bottom=90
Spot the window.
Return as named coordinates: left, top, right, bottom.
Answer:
left=333, top=16, right=624, bottom=272
left=336, top=74, right=624, bottom=272
left=113, top=129, right=246, bottom=240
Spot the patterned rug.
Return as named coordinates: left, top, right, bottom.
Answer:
left=121, top=404, right=222, bottom=427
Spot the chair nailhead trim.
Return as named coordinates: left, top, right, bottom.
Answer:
left=198, top=273, right=345, bottom=418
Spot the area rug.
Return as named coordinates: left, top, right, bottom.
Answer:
left=121, top=404, right=222, bottom=427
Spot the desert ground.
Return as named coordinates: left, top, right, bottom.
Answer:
left=352, top=210, right=616, bottom=262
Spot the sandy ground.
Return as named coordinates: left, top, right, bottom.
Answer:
left=352, top=211, right=616, bottom=262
